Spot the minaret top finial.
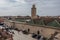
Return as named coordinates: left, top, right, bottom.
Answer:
left=32, top=4, right=36, bottom=8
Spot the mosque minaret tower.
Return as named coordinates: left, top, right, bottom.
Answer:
left=31, top=4, right=37, bottom=19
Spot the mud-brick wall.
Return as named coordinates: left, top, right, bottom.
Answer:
left=15, top=23, right=60, bottom=38
left=4, top=20, right=60, bottom=38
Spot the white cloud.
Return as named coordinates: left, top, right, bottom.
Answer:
left=16, top=0, right=26, bottom=3
left=0, top=0, right=7, bottom=5
left=0, top=0, right=26, bottom=7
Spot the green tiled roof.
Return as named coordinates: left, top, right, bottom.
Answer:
left=28, top=19, right=60, bottom=27
left=47, top=20, right=60, bottom=27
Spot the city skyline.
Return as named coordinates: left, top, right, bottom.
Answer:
left=0, top=0, right=60, bottom=16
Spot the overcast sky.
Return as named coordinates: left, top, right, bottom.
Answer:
left=0, top=0, right=60, bottom=16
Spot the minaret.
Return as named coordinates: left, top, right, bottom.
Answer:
left=31, top=4, right=37, bottom=19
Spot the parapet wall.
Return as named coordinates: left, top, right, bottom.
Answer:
left=4, top=20, right=60, bottom=38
